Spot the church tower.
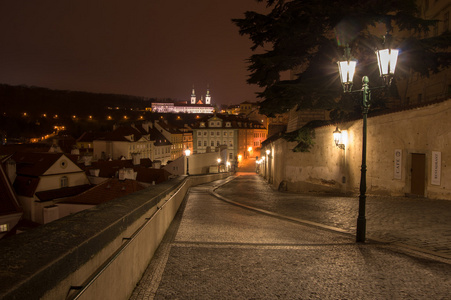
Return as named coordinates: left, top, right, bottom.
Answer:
left=191, top=86, right=196, bottom=104
left=205, top=87, right=211, bottom=105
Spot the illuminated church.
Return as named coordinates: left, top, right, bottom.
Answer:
left=151, top=87, right=214, bottom=114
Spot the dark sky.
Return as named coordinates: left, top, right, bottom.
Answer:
left=0, top=0, right=268, bottom=105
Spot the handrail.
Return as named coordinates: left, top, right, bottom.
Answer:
left=66, top=179, right=189, bottom=300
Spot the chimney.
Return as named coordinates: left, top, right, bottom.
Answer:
left=132, top=153, right=141, bottom=166
left=5, top=158, right=16, bottom=184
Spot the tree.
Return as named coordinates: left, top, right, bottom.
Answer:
left=233, top=0, right=451, bottom=117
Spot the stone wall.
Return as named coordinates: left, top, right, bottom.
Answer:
left=266, top=99, right=451, bottom=200
left=0, top=173, right=232, bottom=300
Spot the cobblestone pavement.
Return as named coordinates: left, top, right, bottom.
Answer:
left=130, top=178, right=451, bottom=300
left=215, top=174, right=451, bottom=258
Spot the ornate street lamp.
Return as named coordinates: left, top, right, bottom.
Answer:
left=333, top=127, right=345, bottom=150
left=337, top=45, right=357, bottom=93
left=338, top=35, right=399, bottom=242
left=185, top=148, right=191, bottom=175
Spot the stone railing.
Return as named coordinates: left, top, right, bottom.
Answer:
left=0, top=173, right=231, bottom=300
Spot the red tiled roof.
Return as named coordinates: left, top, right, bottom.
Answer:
left=102, top=126, right=143, bottom=142
left=0, top=159, right=22, bottom=216
left=149, top=128, right=172, bottom=146
left=35, top=184, right=93, bottom=202
left=13, top=176, right=40, bottom=197
left=12, top=152, right=64, bottom=177
left=76, top=131, right=107, bottom=143
left=135, top=168, right=171, bottom=184
left=59, top=179, right=146, bottom=205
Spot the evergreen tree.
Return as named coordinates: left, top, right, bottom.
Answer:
left=233, top=0, right=451, bottom=117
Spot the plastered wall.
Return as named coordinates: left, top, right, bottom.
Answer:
left=268, top=99, right=451, bottom=200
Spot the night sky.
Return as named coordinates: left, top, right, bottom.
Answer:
left=0, top=0, right=268, bottom=105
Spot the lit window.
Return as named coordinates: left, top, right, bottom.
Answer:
left=0, top=224, right=8, bottom=232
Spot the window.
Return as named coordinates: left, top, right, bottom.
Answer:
left=224, top=132, right=227, bottom=136
left=204, top=131, right=207, bottom=136
left=217, top=131, right=220, bottom=136
left=217, top=141, right=220, bottom=146
left=211, top=131, right=214, bottom=136
left=211, top=141, right=215, bottom=146
left=229, top=153, right=233, bottom=160
left=198, top=141, right=201, bottom=147
left=204, top=141, right=207, bottom=146
left=0, top=224, right=8, bottom=232
left=198, top=131, right=202, bottom=136
left=229, top=140, right=233, bottom=147
left=60, top=176, right=68, bottom=188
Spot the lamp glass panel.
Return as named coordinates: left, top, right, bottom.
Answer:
left=333, top=131, right=341, bottom=145
left=376, top=49, right=399, bottom=76
left=338, top=61, right=356, bottom=84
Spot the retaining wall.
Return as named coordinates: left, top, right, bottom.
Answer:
left=266, top=99, right=451, bottom=200
left=0, top=173, right=231, bottom=300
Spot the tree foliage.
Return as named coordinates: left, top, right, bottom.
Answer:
left=233, top=0, right=451, bottom=117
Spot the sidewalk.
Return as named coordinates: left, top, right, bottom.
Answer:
left=130, top=176, right=451, bottom=299
left=215, top=174, right=451, bottom=258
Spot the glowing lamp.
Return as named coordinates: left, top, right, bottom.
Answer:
left=376, top=48, right=399, bottom=85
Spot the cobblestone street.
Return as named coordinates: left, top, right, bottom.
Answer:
left=215, top=174, right=451, bottom=258
left=131, top=176, right=451, bottom=299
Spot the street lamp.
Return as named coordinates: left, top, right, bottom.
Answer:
left=265, top=149, right=271, bottom=182
left=337, top=36, right=399, bottom=243
left=185, top=148, right=191, bottom=175
left=217, top=158, right=221, bottom=173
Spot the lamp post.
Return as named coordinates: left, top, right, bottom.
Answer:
left=337, top=38, right=399, bottom=243
left=185, top=148, right=191, bottom=176
left=266, top=149, right=271, bottom=183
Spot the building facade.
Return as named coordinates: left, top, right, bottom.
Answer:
left=151, top=87, right=215, bottom=114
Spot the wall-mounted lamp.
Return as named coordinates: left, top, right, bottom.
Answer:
left=333, top=127, right=347, bottom=150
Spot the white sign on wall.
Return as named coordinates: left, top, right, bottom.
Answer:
left=431, top=151, right=441, bottom=186
left=394, top=149, right=402, bottom=180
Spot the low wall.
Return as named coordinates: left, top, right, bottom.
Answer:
left=0, top=173, right=231, bottom=300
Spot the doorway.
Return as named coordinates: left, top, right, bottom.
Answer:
left=411, top=153, right=426, bottom=196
